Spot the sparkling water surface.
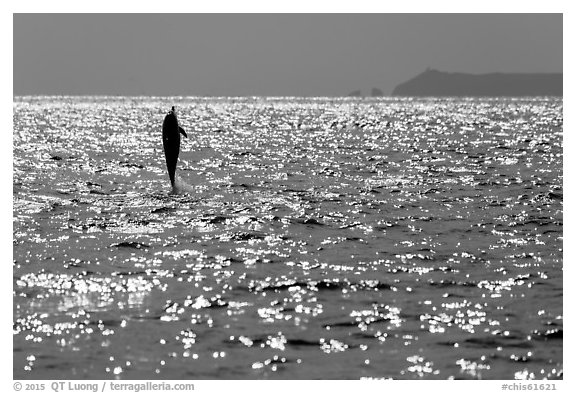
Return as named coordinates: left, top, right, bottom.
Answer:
left=13, top=96, right=562, bottom=379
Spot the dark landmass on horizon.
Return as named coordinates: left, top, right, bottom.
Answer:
left=391, top=69, right=562, bottom=97
left=13, top=68, right=563, bottom=98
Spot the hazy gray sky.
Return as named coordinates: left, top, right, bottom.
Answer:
left=13, top=13, right=562, bottom=96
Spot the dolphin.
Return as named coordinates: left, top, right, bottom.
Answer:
left=162, top=106, right=188, bottom=188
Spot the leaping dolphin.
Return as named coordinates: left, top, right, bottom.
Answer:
left=162, top=106, right=188, bottom=188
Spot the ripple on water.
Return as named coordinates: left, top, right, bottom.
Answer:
left=13, top=96, right=562, bottom=379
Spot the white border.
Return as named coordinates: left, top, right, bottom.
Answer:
left=4, top=2, right=572, bottom=390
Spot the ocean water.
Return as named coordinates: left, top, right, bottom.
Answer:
left=13, top=96, right=562, bottom=379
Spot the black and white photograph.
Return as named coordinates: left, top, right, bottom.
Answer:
left=11, top=7, right=564, bottom=383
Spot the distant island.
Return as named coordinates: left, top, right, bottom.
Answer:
left=371, top=88, right=384, bottom=97
left=391, top=68, right=562, bottom=96
left=346, top=88, right=385, bottom=97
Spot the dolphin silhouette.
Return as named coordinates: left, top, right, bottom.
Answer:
left=162, top=106, right=188, bottom=188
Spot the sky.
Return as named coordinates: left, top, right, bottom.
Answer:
left=13, top=13, right=563, bottom=96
